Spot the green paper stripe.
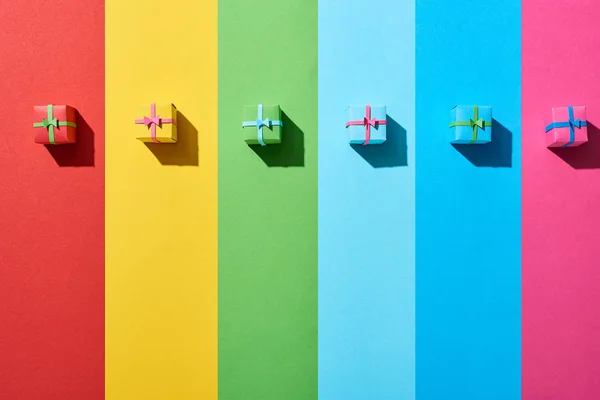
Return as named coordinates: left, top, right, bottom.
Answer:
left=218, top=0, right=318, bottom=398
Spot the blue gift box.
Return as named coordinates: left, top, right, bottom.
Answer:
left=449, top=105, right=492, bottom=144
left=346, top=105, right=387, bottom=145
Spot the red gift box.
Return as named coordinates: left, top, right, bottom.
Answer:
left=33, top=104, right=77, bottom=144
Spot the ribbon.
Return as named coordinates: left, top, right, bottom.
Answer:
left=345, top=105, right=387, bottom=145
left=135, top=103, right=176, bottom=143
left=449, top=106, right=491, bottom=144
left=544, top=106, right=587, bottom=148
left=33, top=104, right=77, bottom=144
left=242, top=104, right=283, bottom=146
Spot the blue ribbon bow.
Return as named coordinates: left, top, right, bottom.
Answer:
left=242, top=104, right=283, bottom=146
left=256, top=117, right=271, bottom=128
left=545, top=106, right=587, bottom=148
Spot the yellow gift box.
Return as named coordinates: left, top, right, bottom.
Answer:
left=134, top=103, right=178, bottom=143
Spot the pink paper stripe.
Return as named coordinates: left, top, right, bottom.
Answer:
left=523, top=1, right=600, bottom=399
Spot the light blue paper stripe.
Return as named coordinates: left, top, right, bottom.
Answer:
left=318, top=0, right=415, bottom=399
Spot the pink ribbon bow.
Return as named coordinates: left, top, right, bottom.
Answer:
left=135, top=103, right=176, bottom=143
left=346, top=105, right=387, bottom=145
left=364, top=117, right=377, bottom=127
left=143, top=116, right=160, bottom=126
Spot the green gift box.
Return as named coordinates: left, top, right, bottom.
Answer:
left=242, top=104, right=283, bottom=146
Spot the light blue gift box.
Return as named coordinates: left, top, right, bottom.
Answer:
left=449, top=105, right=492, bottom=144
left=346, top=105, right=387, bottom=145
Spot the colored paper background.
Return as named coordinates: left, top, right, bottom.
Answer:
left=217, top=0, right=318, bottom=399
left=415, top=0, right=522, bottom=398
left=522, top=1, right=600, bottom=398
left=3, top=0, right=600, bottom=399
left=318, top=0, right=415, bottom=399
left=0, top=0, right=105, bottom=398
left=105, top=0, right=217, bottom=398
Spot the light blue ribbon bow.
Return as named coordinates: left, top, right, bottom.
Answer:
left=545, top=106, right=587, bottom=148
left=242, top=104, right=283, bottom=146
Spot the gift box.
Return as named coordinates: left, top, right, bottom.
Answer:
left=242, top=104, right=282, bottom=146
left=135, top=103, right=178, bottom=143
left=346, top=105, right=386, bottom=145
left=545, top=106, right=587, bottom=148
left=449, top=105, right=492, bottom=144
left=33, top=104, right=77, bottom=144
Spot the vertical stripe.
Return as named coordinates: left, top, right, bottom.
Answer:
left=105, top=0, right=218, bottom=398
left=522, top=2, right=600, bottom=398
left=0, top=0, right=104, bottom=398
left=415, top=1, right=522, bottom=399
left=317, top=0, right=415, bottom=398
left=217, top=0, right=318, bottom=398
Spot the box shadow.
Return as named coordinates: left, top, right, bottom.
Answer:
left=144, top=111, right=198, bottom=166
left=550, top=122, right=600, bottom=169
left=45, top=111, right=95, bottom=167
left=452, top=118, right=512, bottom=168
left=350, top=115, right=408, bottom=168
left=250, top=110, right=304, bottom=167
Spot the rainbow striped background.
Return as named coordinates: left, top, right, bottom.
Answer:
left=1, top=0, right=600, bottom=399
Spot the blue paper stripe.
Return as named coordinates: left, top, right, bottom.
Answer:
left=416, top=0, right=522, bottom=398
left=318, top=0, right=415, bottom=398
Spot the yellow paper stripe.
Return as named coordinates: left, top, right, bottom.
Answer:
left=105, top=0, right=217, bottom=399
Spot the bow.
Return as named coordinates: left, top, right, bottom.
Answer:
left=570, top=118, right=582, bottom=129
left=42, top=118, right=58, bottom=129
left=470, top=118, right=484, bottom=130
left=364, top=117, right=378, bottom=127
left=256, top=117, right=271, bottom=128
left=143, top=116, right=161, bottom=126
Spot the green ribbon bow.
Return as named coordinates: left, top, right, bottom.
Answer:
left=33, top=104, right=77, bottom=144
left=449, top=106, right=491, bottom=143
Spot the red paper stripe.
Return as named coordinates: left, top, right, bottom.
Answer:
left=0, top=0, right=105, bottom=398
